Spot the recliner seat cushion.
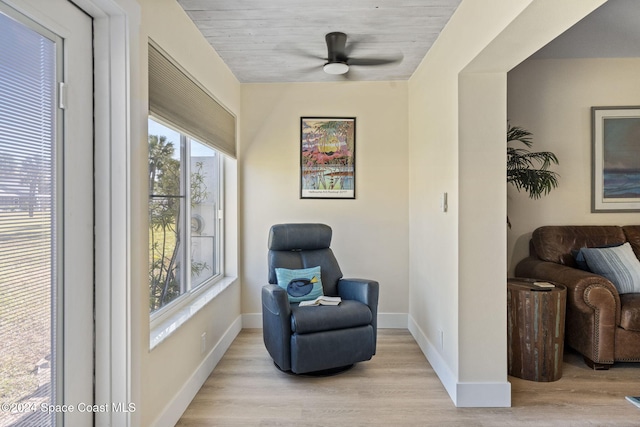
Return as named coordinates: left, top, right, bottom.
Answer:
left=620, top=294, right=640, bottom=331
left=291, top=300, right=372, bottom=334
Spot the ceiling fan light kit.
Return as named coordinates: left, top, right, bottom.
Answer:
left=323, top=62, right=349, bottom=75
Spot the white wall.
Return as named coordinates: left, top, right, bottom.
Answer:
left=119, top=0, right=617, bottom=420
left=408, top=0, right=606, bottom=407
left=507, top=57, right=640, bottom=273
left=134, top=1, right=242, bottom=426
left=240, top=82, right=409, bottom=320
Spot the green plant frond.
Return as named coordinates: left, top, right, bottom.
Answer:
left=506, top=124, right=560, bottom=200
left=507, top=124, right=533, bottom=147
left=508, top=169, right=559, bottom=199
left=509, top=150, right=559, bottom=169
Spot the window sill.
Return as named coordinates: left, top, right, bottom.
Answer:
left=149, top=276, right=237, bottom=350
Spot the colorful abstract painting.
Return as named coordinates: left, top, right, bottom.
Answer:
left=300, top=117, right=355, bottom=199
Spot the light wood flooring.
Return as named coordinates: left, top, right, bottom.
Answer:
left=177, top=329, right=640, bottom=426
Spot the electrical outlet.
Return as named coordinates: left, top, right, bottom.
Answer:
left=200, top=332, right=206, bottom=355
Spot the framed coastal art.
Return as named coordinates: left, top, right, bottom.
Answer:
left=591, top=106, right=640, bottom=212
left=300, top=117, right=356, bottom=199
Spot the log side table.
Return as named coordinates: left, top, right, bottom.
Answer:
left=507, top=278, right=567, bottom=382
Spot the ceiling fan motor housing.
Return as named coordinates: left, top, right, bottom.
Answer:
left=321, top=31, right=401, bottom=75
left=324, top=32, right=349, bottom=74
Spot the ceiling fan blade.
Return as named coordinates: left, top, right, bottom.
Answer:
left=325, top=32, right=348, bottom=62
left=292, top=49, right=325, bottom=61
left=280, top=42, right=326, bottom=61
left=348, top=55, right=403, bottom=67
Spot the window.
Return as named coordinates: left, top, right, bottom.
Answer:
left=0, top=9, right=57, bottom=426
left=147, top=42, right=236, bottom=344
left=148, top=117, right=223, bottom=314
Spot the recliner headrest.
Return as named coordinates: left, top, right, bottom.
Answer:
left=268, top=223, right=332, bottom=251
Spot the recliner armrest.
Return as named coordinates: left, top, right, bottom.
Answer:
left=338, top=278, right=379, bottom=353
left=338, top=278, right=379, bottom=307
left=261, top=284, right=292, bottom=371
left=262, top=284, right=291, bottom=317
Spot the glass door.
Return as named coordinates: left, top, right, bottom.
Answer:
left=0, top=1, right=93, bottom=426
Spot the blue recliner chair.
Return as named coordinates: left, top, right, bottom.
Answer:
left=262, top=223, right=379, bottom=374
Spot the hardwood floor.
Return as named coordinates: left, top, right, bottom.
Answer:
left=177, top=329, right=640, bottom=426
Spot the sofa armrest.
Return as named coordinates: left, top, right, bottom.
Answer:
left=261, top=285, right=292, bottom=371
left=515, top=256, right=620, bottom=364
left=338, top=278, right=379, bottom=353
left=515, top=257, right=620, bottom=319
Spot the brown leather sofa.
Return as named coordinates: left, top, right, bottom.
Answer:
left=515, top=225, right=640, bottom=369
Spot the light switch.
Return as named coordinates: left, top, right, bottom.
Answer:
left=440, top=192, right=448, bottom=213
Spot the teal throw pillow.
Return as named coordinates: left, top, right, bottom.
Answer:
left=581, top=242, right=640, bottom=294
left=275, top=266, right=324, bottom=303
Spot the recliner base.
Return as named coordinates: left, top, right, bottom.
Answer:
left=273, top=361, right=354, bottom=376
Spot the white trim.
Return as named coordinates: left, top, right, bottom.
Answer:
left=241, top=312, right=409, bottom=329
left=455, top=381, right=511, bottom=408
left=377, top=312, right=409, bottom=329
left=408, top=314, right=457, bottom=402
left=150, top=277, right=238, bottom=349
left=72, top=0, right=140, bottom=426
left=151, top=316, right=242, bottom=427
left=408, top=315, right=511, bottom=408
left=242, top=313, right=263, bottom=329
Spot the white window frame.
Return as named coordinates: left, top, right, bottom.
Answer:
left=148, top=118, right=231, bottom=349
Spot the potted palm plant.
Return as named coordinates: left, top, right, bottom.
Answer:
left=507, top=124, right=559, bottom=227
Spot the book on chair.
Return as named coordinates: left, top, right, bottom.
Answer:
left=299, top=296, right=342, bottom=307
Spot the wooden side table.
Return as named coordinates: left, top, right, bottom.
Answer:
left=507, top=278, right=567, bottom=382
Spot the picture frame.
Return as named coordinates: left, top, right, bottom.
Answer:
left=300, top=117, right=356, bottom=199
left=591, top=106, right=640, bottom=212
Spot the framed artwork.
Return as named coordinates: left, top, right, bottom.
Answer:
left=591, top=106, right=640, bottom=212
left=300, top=117, right=356, bottom=199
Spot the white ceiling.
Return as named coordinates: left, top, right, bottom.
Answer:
left=533, top=0, right=640, bottom=59
left=177, top=0, right=462, bottom=83
left=177, top=0, right=640, bottom=83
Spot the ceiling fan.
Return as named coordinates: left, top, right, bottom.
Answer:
left=314, top=32, right=402, bottom=76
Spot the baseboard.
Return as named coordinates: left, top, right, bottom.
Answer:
left=152, top=315, right=242, bottom=427
left=455, top=381, right=511, bottom=407
left=407, top=315, right=457, bottom=401
left=377, top=312, right=409, bottom=329
left=407, top=315, right=510, bottom=408
left=242, top=313, right=262, bottom=329
left=242, top=312, right=408, bottom=329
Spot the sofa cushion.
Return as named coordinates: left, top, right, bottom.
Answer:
left=623, top=226, right=640, bottom=260
left=620, top=294, right=640, bottom=331
left=532, top=226, right=626, bottom=266
left=291, top=300, right=372, bottom=334
left=581, top=243, right=640, bottom=294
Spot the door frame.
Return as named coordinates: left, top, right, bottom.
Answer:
left=80, top=1, right=141, bottom=426
left=3, top=0, right=141, bottom=425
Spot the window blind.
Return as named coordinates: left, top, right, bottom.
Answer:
left=148, top=43, right=236, bottom=158
left=0, top=9, right=56, bottom=427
